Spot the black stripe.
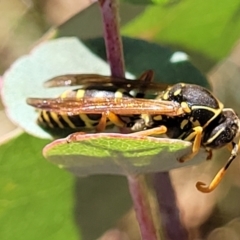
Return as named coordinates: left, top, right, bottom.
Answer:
left=58, top=114, right=86, bottom=128
left=46, top=111, right=60, bottom=128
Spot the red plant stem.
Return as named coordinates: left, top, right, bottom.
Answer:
left=154, top=172, right=188, bottom=240
left=98, top=2, right=159, bottom=239
left=98, top=0, right=125, bottom=77
left=127, top=175, right=160, bottom=240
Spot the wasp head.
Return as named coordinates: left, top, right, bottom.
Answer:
left=203, top=108, right=240, bottom=149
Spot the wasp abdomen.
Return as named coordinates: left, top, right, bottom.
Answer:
left=38, top=87, right=133, bottom=130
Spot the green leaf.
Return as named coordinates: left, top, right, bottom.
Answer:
left=0, top=133, right=78, bottom=240
left=44, top=133, right=207, bottom=176
left=121, top=0, right=240, bottom=61
left=2, top=37, right=120, bottom=139
left=84, top=37, right=209, bottom=87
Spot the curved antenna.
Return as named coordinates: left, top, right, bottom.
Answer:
left=196, top=142, right=238, bottom=193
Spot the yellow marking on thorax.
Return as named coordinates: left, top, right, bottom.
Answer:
left=181, top=102, right=191, bottom=113
left=49, top=112, right=64, bottom=128
left=76, top=89, right=85, bottom=99
left=191, top=104, right=223, bottom=128
left=192, top=119, right=201, bottom=127
left=173, top=88, right=182, bottom=96
left=61, top=114, right=76, bottom=128
left=115, top=89, right=124, bottom=98
left=42, top=111, right=54, bottom=128
left=162, top=91, right=169, bottom=100
left=153, top=115, right=163, bottom=121
left=189, top=116, right=200, bottom=126
left=180, top=119, right=188, bottom=129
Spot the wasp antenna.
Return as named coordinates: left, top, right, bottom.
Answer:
left=196, top=168, right=226, bottom=193
left=196, top=142, right=238, bottom=193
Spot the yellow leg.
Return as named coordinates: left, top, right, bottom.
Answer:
left=130, top=126, right=167, bottom=137
left=179, top=126, right=203, bottom=163
left=196, top=141, right=239, bottom=193
left=106, top=111, right=125, bottom=128
left=95, top=113, right=107, bottom=132
left=95, top=112, right=125, bottom=132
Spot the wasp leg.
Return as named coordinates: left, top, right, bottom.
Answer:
left=106, top=112, right=125, bottom=127
left=206, top=149, right=213, bottom=160
left=95, top=112, right=125, bottom=132
left=196, top=141, right=238, bottom=193
left=179, top=126, right=203, bottom=163
left=130, top=126, right=167, bottom=137
left=131, top=115, right=154, bottom=132
left=95, top=113, right=107, bottom=132
left=138, top=70, right=154, bottom=83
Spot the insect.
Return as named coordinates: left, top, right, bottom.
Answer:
left=27, top=70, right=240, bottom=193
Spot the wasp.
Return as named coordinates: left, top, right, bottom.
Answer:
left=27, top=70, right=240, bottom=193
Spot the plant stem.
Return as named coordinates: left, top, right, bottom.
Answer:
left=128, top=175, right=160, bottom=240
left=154, top=172, right=188, bottom=240
left=98, top=0, right=125, bottom=77
left=98, top=2, right=159, bottom=239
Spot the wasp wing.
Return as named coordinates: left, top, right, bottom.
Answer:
left=44, top=70, right=168, bottom=94
left=27, top=97, right=184, bottom=116
left=44, top=74, right=114, bottom=88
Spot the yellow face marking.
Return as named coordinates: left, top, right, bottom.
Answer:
left=205, top=128, right=224, bottom=145
left=42, top=111, right=54, bottom=128
left=61, top=114, right=76, bottom=128
left=180, top=119, right=188, bottom=129
left=76, top=89, right=85, bottom=99
left=173, top=89, right=181, bottom=96
left=153, top=115, right=163, bottom=121
left=49, top=112, right=64, bottom=128
left=180, top=83, right=185, bottom=87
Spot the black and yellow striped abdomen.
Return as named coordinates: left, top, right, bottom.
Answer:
left=38, top=86, right=133, bottom=131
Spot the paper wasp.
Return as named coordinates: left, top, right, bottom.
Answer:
left=27, top=70, right=240, bottom=193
